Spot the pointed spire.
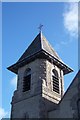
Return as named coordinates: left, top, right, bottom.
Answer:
left=7, top=32, right=73, bottom=75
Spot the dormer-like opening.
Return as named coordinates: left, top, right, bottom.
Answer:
left=52, top=69, right=59, bottom=94
left=23, top=68, right=31, bottom=92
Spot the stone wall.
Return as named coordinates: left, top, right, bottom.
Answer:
left=49, top=71, right=79, bottom=118
left=11, top=58, right=65, bottom=118
left=42, top=60, right=64, bottom=104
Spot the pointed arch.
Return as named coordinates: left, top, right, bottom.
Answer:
left=24, top=68, right=31, bottom=77
left=52, top=69, right=59, bottom=78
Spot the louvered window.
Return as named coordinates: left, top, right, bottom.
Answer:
left=52, top=69, right=59, bottom=93
left=23, top=68, right=31, bottom=92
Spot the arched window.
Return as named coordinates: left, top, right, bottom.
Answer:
left=23, top=68, right=31, bottom=92
left=52, top=69, right=59, bottom=93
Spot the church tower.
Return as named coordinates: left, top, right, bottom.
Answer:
left=8, top=31, right=73, bottom=118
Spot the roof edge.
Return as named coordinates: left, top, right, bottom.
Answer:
left=7, top=49, right=73, bottom=75
left=59, top=70, right=80, bottom=105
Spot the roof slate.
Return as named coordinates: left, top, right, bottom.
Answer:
left=7, top=32, right=73, bottom=74
left=18, top=32, right=62, bottom=62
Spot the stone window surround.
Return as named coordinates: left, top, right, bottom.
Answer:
left=52, top=68, right=60, bottom=94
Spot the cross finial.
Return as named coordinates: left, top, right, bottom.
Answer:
left=38, top=24, right=43, bottom=33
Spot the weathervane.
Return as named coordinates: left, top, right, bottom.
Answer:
left=38, top=24, right=43, bottom=33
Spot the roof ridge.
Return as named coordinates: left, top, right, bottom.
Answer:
left=41, top=33, right=62, bottom=62
left=40, top=31, right=43, bottom=49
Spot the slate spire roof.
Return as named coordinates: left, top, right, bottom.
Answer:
left=18, top=32, right=62, bottom=62
left=7, top=32, right=73, bottom=75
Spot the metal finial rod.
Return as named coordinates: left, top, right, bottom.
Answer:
left=38, top=24, right=43, bottom=33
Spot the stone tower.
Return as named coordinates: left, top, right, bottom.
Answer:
left=8, top=32, right=73, bottom=118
